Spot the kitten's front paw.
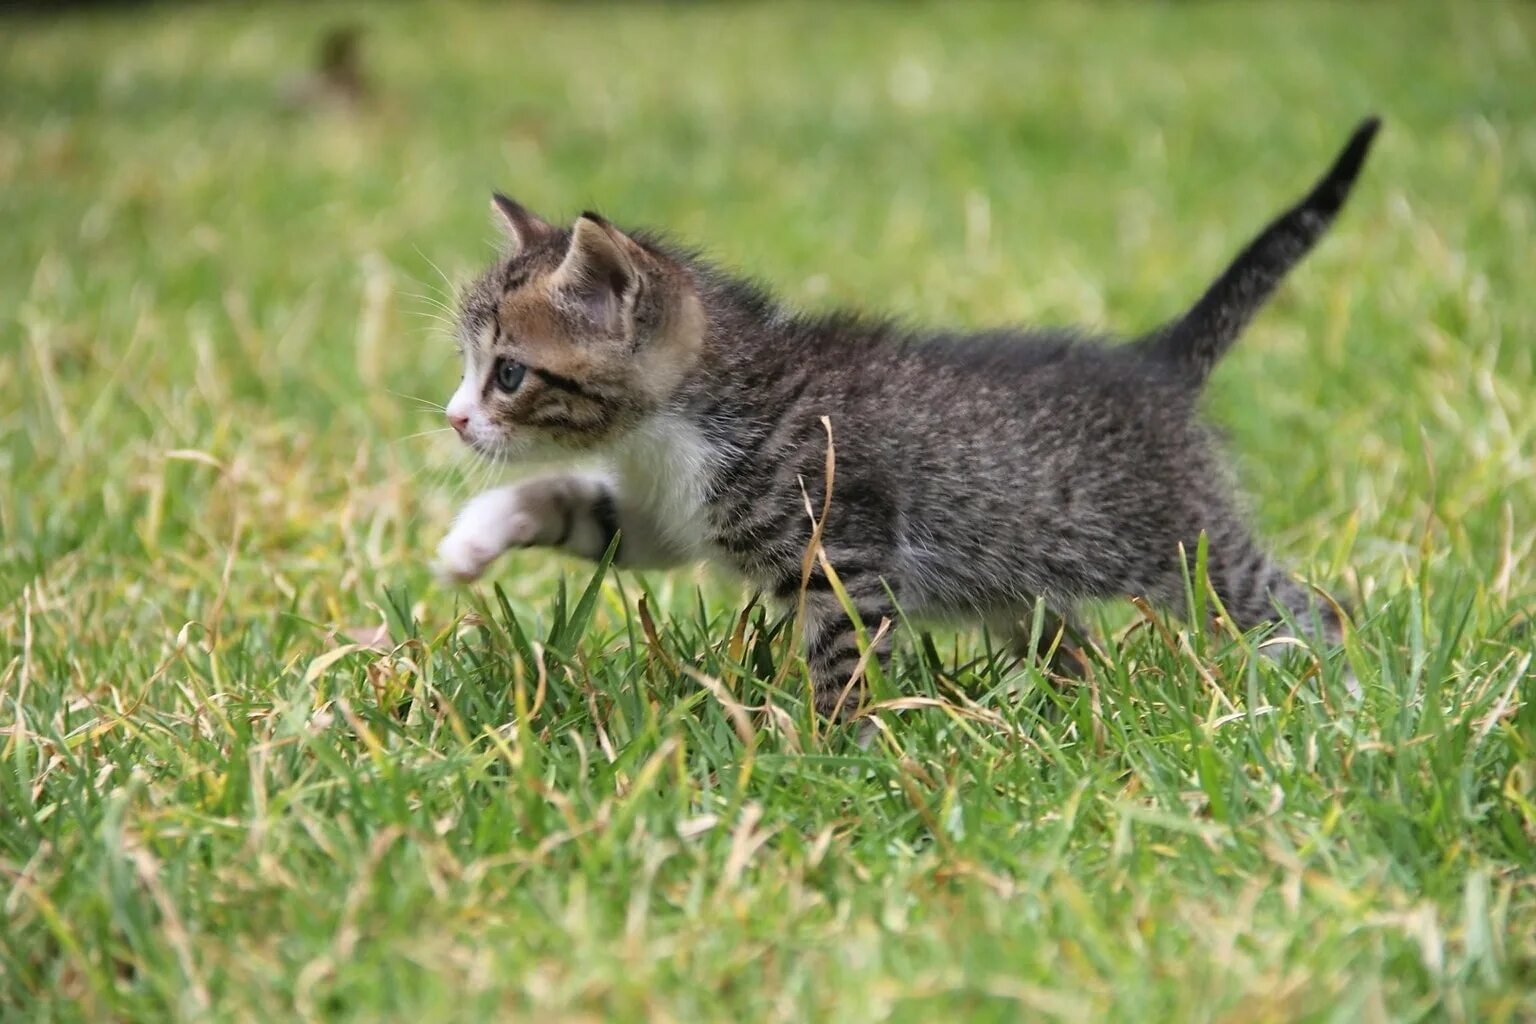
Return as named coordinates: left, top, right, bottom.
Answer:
left=433, top=528, right=501, bottom=584
left=432, top=477, right=601, bottom=584
left=433, top=510, right=538, bottom=585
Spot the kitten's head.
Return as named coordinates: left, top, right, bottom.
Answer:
left=446, top=194, right=704, bottom=461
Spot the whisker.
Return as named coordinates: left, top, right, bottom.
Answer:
left=388, top=389, right=447, bottom=412
left=471, top=452, right=499, bottom=495
left=412, top=248, right=459, bottom=303
left=401, top=290, right=458, bottom=315
left=403, top=308, right=457, bottom=328
left=400, top=305, right=459, bottom=331
left=392, top=427, right=456, bottom=446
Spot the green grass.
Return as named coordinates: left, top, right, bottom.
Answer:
left=3, top=2, right=1534, bottom=1020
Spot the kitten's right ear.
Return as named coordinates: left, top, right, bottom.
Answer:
left=550, top=213, right=643, bottom=333
left=490, top=193, right=555, bottom=255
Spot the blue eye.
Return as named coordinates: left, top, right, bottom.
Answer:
left=494, top=358, right=526, bottom=392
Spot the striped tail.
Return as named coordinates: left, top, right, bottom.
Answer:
left=1140, top=117, right=1381, bottom=385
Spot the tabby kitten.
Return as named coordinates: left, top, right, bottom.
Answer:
left=436, top=119, right=1379, bottom=719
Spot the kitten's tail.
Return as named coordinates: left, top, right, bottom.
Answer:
left=1139, top=117, right=1381, bottom=385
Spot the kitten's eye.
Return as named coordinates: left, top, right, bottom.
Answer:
left=494, top=358, right=526, bottom=393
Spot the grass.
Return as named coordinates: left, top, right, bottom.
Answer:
left=2, top=1, right=1534, bottom=1020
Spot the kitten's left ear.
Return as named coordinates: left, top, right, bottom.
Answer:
left=491, top=192, right=555, bottom=255
left=551, top=213, right=646, bottom=332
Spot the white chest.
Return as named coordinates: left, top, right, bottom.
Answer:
left=608, top=415, right=723, bottom=557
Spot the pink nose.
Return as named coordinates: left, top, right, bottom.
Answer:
left=448, top=413, right=469, bottom=437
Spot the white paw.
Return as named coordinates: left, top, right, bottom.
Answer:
left=433, top=527, right=503, bottom=584
left=433, top=485, right=544, bottom=584
left=432, top=476, right=610, bottom=585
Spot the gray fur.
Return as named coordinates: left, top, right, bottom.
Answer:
left=441, top=119, right=1380, bottom=719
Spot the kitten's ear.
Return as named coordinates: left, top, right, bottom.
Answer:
left=551, top=213, right=644, bottom=332
left=490, top=192, right=555, bottom=255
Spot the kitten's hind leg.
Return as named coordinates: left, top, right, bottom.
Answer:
left=998, top=603, right=1090, bottom=679
left=793, top=575, right=897, bottom=721
left=1207, top=539, right=1347, bottom=649
left=1210, top=544, right=1357, bottom=696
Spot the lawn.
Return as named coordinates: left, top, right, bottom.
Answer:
left=2, top=2, right=1534, bottom=1020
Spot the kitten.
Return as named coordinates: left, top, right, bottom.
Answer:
left=436, top=118, right=1380, bottom=719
